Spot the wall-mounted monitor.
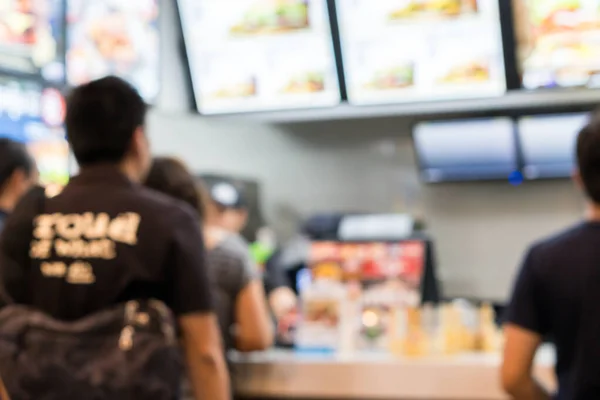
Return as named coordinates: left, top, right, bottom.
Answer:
left=517, top=113, right=589, bottom=179
left=336, top=0, right=506, bottom=106
left=513, top=1, right=600, bottom=90
left=414, top=118, right=518, bottom=183
left=178, top=0, right=341, bottom=115
left=66, top=0, right=160, bottom=102
left=0, top=76, right=69, bottom=186
left=0, top=0, right=65, bottom=83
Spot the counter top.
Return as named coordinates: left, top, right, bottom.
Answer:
left=231, top=347, right=557, bottom=399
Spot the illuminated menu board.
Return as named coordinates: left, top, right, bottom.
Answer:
left=67, top=0, right=160, bottom=102
left=0, top=76, right=69, bottom=186
left=336, top=0, right=506, bottom=105
left=0, top=0, right=65, bottom=83
left=514, top=0, right=600, bottom=89
left=178, top=0, right=341, bottom=114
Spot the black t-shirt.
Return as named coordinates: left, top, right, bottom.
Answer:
left=0, top=209, right=7, bottom=234
left=506, top=222, right=600, bottom=400
left=0, top=166, right=213, bottom=320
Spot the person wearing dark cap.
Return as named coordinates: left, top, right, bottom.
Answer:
left=203, top=177, right=298, bottom=321
left=0, top=138, right=37, bottom=232
left=0, top=77, right=230, bottom=400
left=203, top=178, right=250, bottom=235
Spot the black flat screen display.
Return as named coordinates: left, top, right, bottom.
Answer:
left=414, top=118, right=518, bottom=182
left=517, top=113, right=589, bottom=179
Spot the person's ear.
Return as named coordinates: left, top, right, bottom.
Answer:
left=131, top=127, right=147, bottom=155
left=7, top=168, right=29, bottom=195
left=130, top=127, right=151, bottom=175
left=573, top=169, right=584, bottom=190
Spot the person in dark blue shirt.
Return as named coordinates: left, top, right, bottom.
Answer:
left=0, top=139, right=36, bottom=232
left=503, top=112, right=600, bottom=400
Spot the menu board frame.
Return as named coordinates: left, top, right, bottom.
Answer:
left=176, top=0, right=343, bottom=115
left=335, top=0, right=510, bottom=106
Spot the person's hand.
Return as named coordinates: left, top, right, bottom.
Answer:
left=268, top=286, right=297, bottom=320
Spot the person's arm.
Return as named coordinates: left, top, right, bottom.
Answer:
left=235, top=280, right=274, bottom=352
left=268, top=286, right=297, bottom=320
left=501, top=248, right=551, bottom=400
left=225, top=237, right=273, bottom=352
left=263, top=249, right=297, bottom=320
left=168, top=209, right=230, bottom=400
left=179, top=314, right=230, bottom=400
left=502, top=324, right=548, bottom=400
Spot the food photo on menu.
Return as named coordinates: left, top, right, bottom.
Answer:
left=515, top=0, right=600, bottom=89
left=66, top=0, right=159, bottom=101
left=272, top=44, right=333, bottom=97
left=282, top=71, right=325, bottom=94
left=436, top=58, right=491, bottom=85
left=0, top=0, right=64, bottom=82
left=388, top=0, right=479, bottom=20
left=229, top=0, right=310, bottom=36
left=365, top=64, right=415, bottom=91
left=198, top=50, right=261, bottom=106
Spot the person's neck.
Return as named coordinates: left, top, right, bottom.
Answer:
left=118, top=161, right=141, bottom=183
left=80, top=161, right=141, bottom=183
left=586, top=203, right=600, bottom=222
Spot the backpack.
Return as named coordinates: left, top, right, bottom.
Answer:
left=0, top=299, right=183, bottom=400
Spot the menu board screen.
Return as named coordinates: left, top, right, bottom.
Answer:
left=0, top=76, right=69, bottom=186
left=0, top=0, right=65, bottom=83
left=414, top=118, right=517, bottom=182
left=178, top=0, right=341, bottom=114
left=517, top=113, right=589, bottom=179
left=514, top=0, right=600, bottom=89
left=67, top=0, right=160, bottom=102
left=336, top=0, right=506, bottom=105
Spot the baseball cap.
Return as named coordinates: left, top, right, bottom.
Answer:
left=205, top=178, right=247, bottom=209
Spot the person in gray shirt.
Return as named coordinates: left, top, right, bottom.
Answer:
left=145, top=157, right=273, bottom=353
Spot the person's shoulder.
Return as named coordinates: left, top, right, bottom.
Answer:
left=210, top=233, right=251, bottom=264
left=135, top=186, right=198, bottom=224
left=528, top=223, right=591, bottom=258
left=219, top=233, right=250, bottom=254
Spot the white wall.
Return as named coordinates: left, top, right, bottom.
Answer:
left=148, top=0, right=584, bottom=301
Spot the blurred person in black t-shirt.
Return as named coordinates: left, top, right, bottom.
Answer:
left=0, top=77, right=230, bottom=400
left=503, top=112, right=600, bottom=400
left=0, top=139, right=37, bottom=232
left=145, top=157, right=273, bottom=355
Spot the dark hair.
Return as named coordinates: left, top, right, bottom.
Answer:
left=577, top=115, right=600, bottom=203
left=145, top=157, right=204, bottom=218
left=66, top=76, right=147, bottom=166
left=0, top=139, right=34, bottom=192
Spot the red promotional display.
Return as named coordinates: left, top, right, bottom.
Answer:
left=309, top=240, right=426, bottom=303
